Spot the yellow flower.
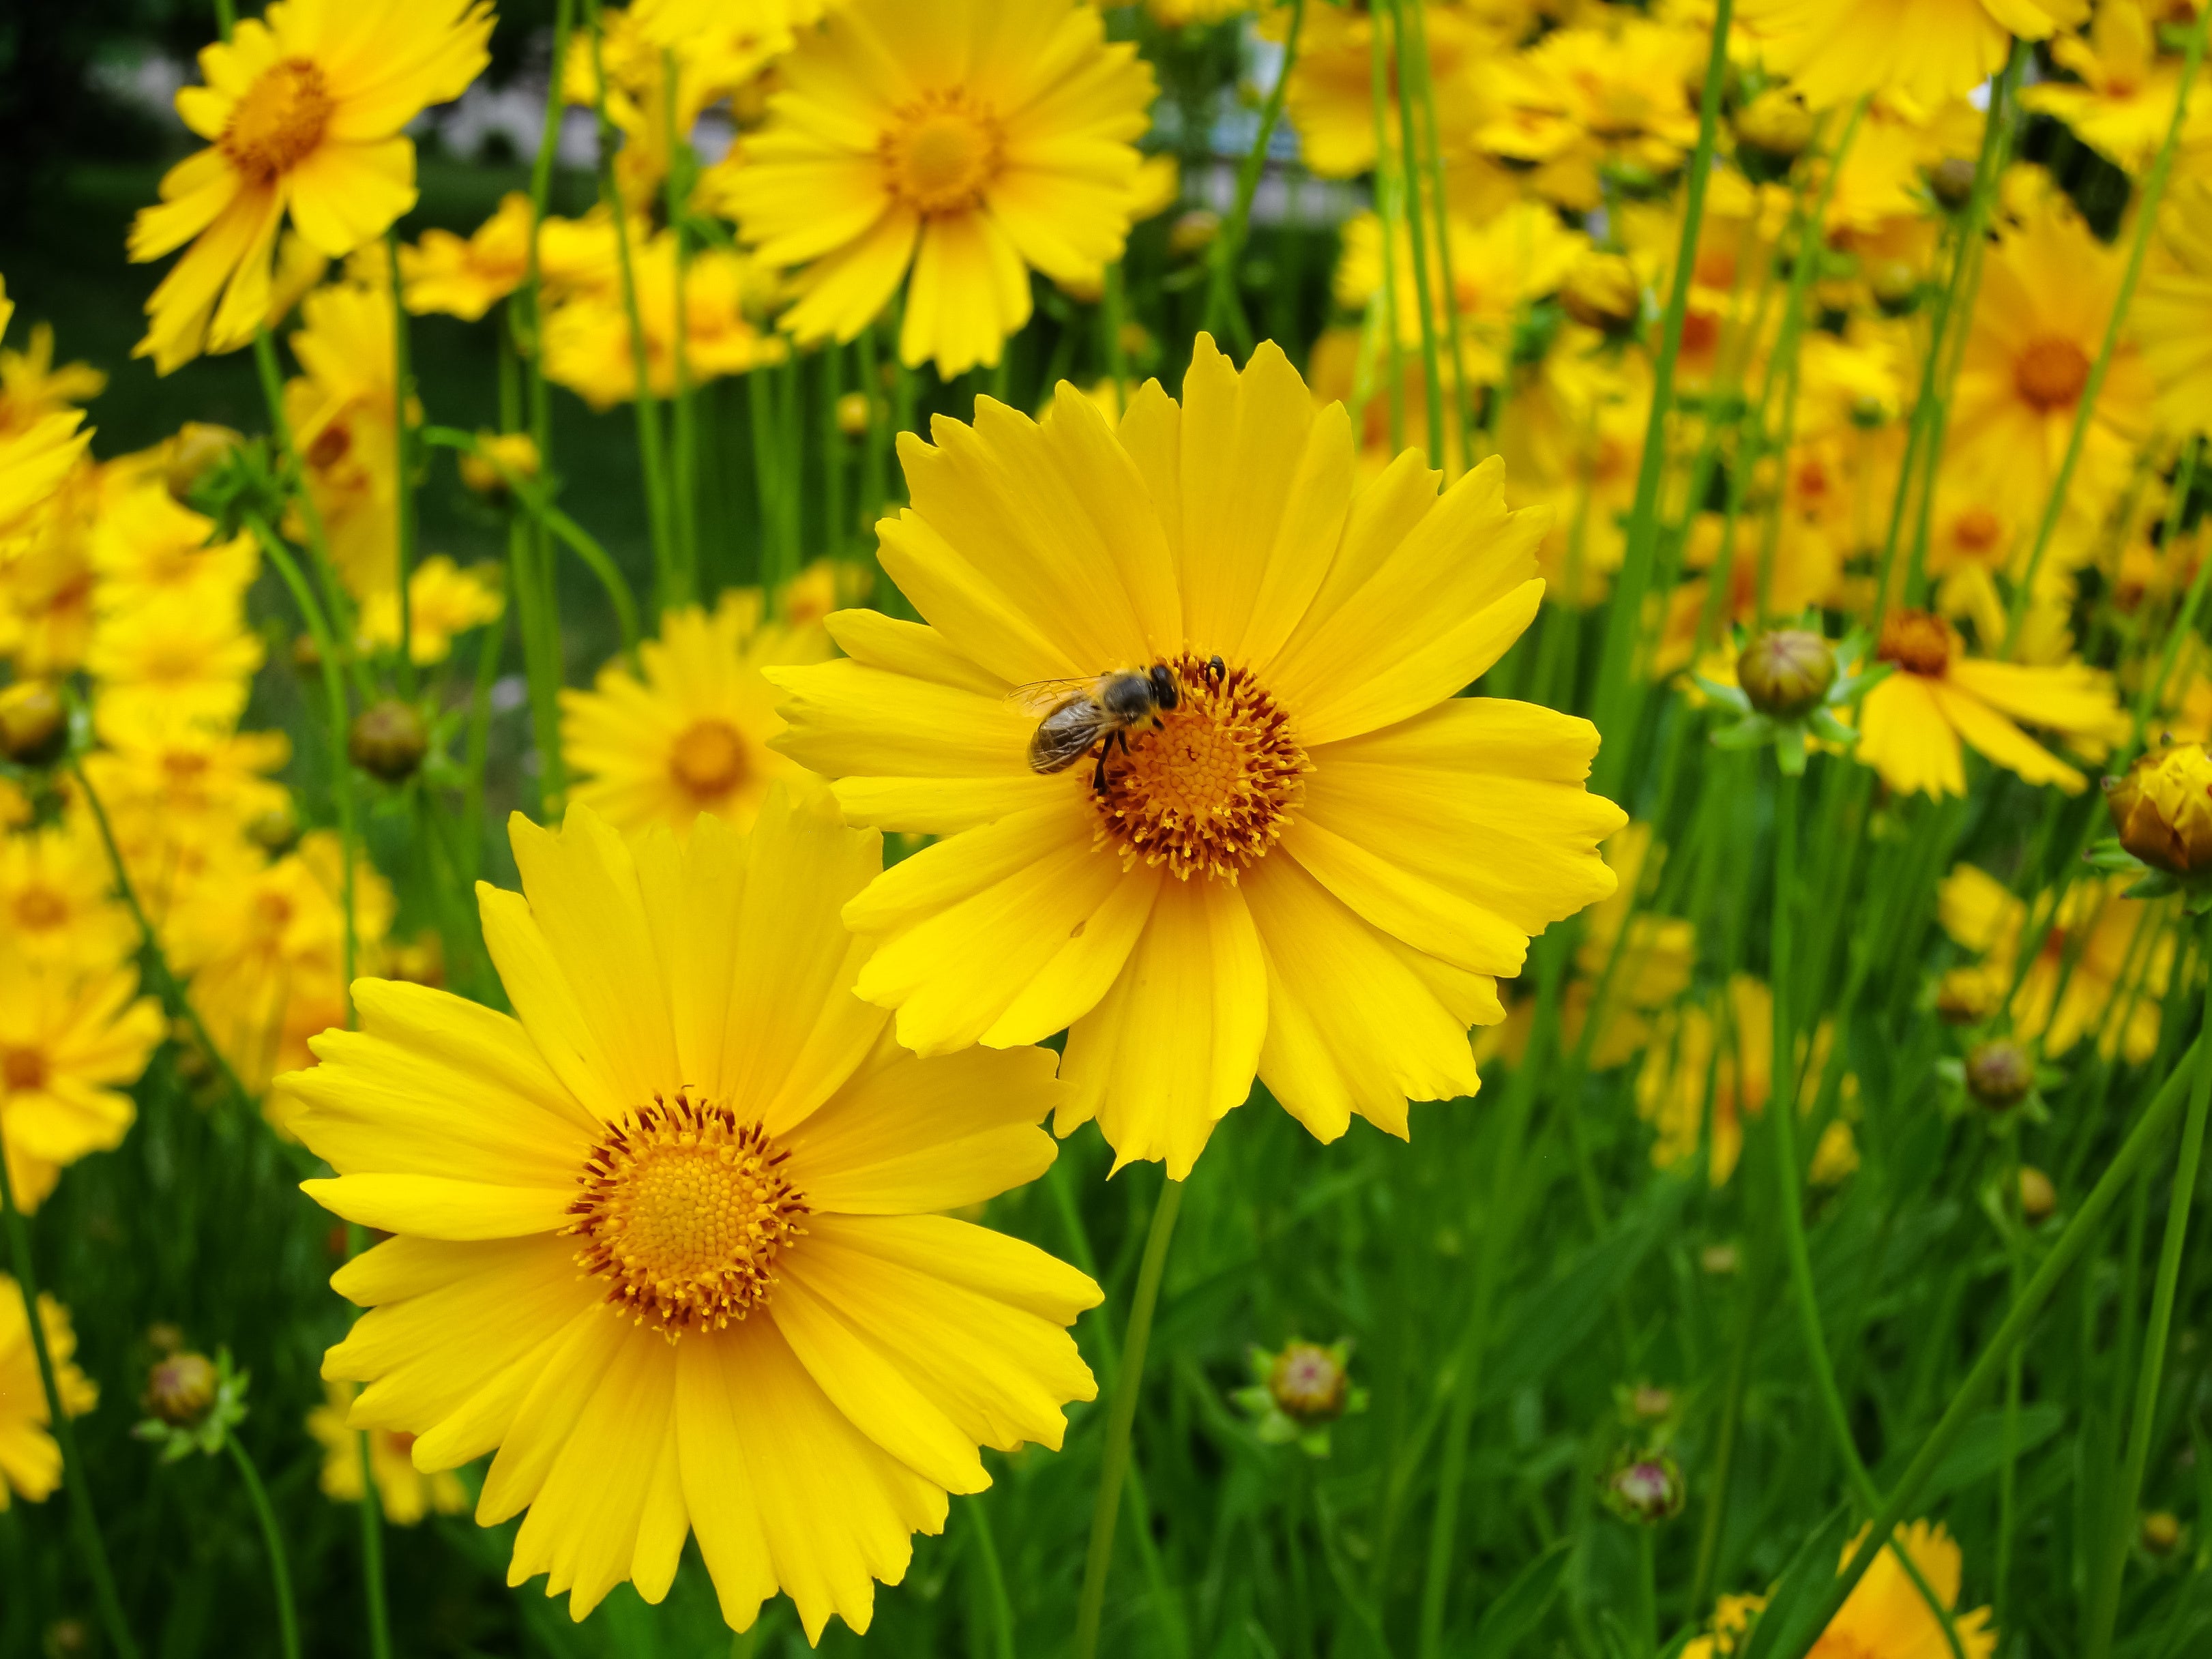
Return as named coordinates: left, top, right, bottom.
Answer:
left=0, top=817, right=138, bottom=973
left=561, top=587, right=832, bottom=839
left=398, top=192, right=535, bottom=321
left=1936, top=864, right=2172, bottom=1062
left=2022, top=1, right=2209, bottom=175
left=0, top=282, right=89, bottom=539
left=285, top=794, right=1100, bottom=1635
left=86, top=591, right=265, bottom=731
left=1275, top=2, right=1499, bottom=180
left=1946, top=193, right=2155, bottom=516
left=1735, top=0, right=2083, bottom=110
left=282, top=276, right=400, bottom=600
left=79, top=707, right=293, bottom=911
left=2106, top=742, right=2212, bottom=876
left=308, top=1380, right=468, bottom=1525
left=357, top=555, right=504, bottom=666
left=2137, top=177, right=2212, bottom=437
left=0, top=952, right=162, bottom=1214
left=542, top=235, right=784, bottom=411
left=0, top=322, right=104, bottom=437
left=1477, top=16, right=1707, bottom=209
left=1688, top=1520, right=1997, bottom=1659
left=0, top=1281, right=98, bottom=1508
left=89, top=484, right=259, bottom=617
left=1636, top=976, right=1848, bottom=1186
left=126, top=0, right=493, bottom=372
left=1856, top=608, right=2125, bottom=798
left=770, top=339, right=1625, bottom=1176
left=723, top=0, right=1155, bottom=377
left=1571, top=823, right=1696, bottom=1070
left=0, top=461, right=101, bottom=677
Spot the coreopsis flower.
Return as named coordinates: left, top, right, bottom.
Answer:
left=85, top=591, right=264, bottom=731
left=2021, top=1, right=2206, bottom=175
left=1685, top=1520, right=1997, bottom=1659
left=78, top=707, right=293, bottom=908
left=285, top=794, right=1100, bottom=1636
left=1272, top=1, right=1498, bottom=180
left=89, top=485, right=259, bottom=617
left=0, top=462, right=100, bottom=677
left=1945, top=191, right=2153, bottom=512
left=126, top=0, right=493, bottom=373
left=542, top=235, right=784, bottom=411
left=284, top=275, right=400, bottom=600
left=0, top=1281, right=98, bottom=1508
left=561, top=587, right=833, bottom=839
left=0, top=952, right=163, bottom=1214
left=357, top=555, right=503, bottom=666
left=722, top=0, right=1155, bottom=377
left=308, top=1381, right=467, bottom=1525
left=1935, top=864, right=2172, bottom=1063
left=770, top=339, right=1626, bottom=1177
left=1477, top=16, right=1706, bottom=209
left=2105, top=742, right=2212, bottom=877
left=1855, top=608, right=2126, bottom=798
left=1734, top=0, right=2082, bottom=109
left=398, top=192, right=535, bottom=321
left=2137, top=178, right=2212, bottom=437
left=0, top=323, right=104, bottom=435
left=0, top=282, right=89, bottom=538
left=0, top=817, right=138, bottom=973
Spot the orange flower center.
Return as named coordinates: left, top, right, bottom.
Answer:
left=1091, top=654, right=1310, bottom=884
left=14, top=887, right=66, bottom=931
left=221, top=59, right=334, bottom=184
left=2014, top=336, right=2091, bottom=412
left=2, top=1046, right=46, bottom=1093
left=566, top=1092, right=807, bottom=1339
left=1876, top=608, right=1952, bottom=677
left=881, top=90, right=1004, bottom=216
left=1952, top=505, right=2002, bottom=554
left=668, top=718, right=749, bottom=802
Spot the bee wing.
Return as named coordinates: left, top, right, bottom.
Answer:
left=1005, top=677, right=1099, bottom=716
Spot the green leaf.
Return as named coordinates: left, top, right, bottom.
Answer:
left=1880, top=1404, right=2066, bottom=1502
left=1736, top=1505, right=1854, bottom=1659
left=1489, top=1179, right=1689, bottom=1403
left=1470, top=1538, right=1574, bottom=1659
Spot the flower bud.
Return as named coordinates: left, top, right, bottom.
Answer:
left=144, top=1352, right=219, bottom=1428
left=835, top=391, right=873, bottom=438
left=2142, top=1510, right=2183, bottom=1556
left=2017, top=1166, right=2057, bottom=1225
left=1563, top=252, right=1642, bottom=335
left=1737, top=628, right=1837, bottom=720
left=246, top=802, right=301, bottom=855
left=1867, top=259, right=1920, bottom=316
left=0, top=681, right=68, bottom=768
left=349, top=700, right=429, bottom=782
left=292, top=632, right=323, bottom=675
left=1603, top=1451, right=1685, bottom=1524
left=2106, top=744, right=2212, bottom=877
left=146, top=1321, right=185, bottom=1355
left=1268, top=1340, right=1350, bottom=1426
left=44, top=1618, right=92, bottom=1659
left=1965, top=1040, right=2034, bottom=1111
left=1168, top=209, right=1220, bottom=260
left=163, top=423, right=244, bottom=502
left=1735, top=89, right=1813, bottom=161
left=1699, top=1242, right=1740, bottom=1276
left=1929, top=156, right=1979, bottom=211
left=1627, top=1384, right=1675, bottom=1422
left=458, top=432, right=540, bottom=499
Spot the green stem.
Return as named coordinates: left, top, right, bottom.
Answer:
left=0, top=1149, right=139, bottom=1659
left=1102, top=263, right=1128, bottom=408
left=967, top=1493, right=1018, bottom=1659
left=2005, top=4, right=2209, bottom=653
left=227, top=1437, right=302, bottom=1659
left=662, top=48, right=698, bottom=608
left=821, top=342, right=846, bottom=559
left=1386, top=0, right=1444, bottom=467
left=1689, top=1263, right=1760, bottom=1618
left=1400, top=0, right=1472, bottom=463
left=1202, top=0, right=1301, bottom=355
left=355, top=1425, right=391, bottom=1659
left=1072, top=1176, right=1185, bottom=1659
left=384, top=235, right=419, bottom=690
left=2084, top=907, right=2212, bottom=1659
left=1367, top=10, right=1404, bottom=454
left=1587, top=0, right=1734, bottom=799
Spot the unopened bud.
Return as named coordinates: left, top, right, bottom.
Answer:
left=146, top=1321, right=185, bottom=1355
left=1735, top=89, right=1813, bottom=162
left=0, top=681, right=68, bottom=768
left=246, top=802, right=301, bottom=855
left=164, top=423, right=244, bottom=502
left=349, top=700, right=429, bottom=782
left=2106, top=743, right=2212, bottom=877
left=1269, top=1341, right=1350, bottom=1426
left=458, top=432, right=540, bottom=499
left=1867, top=259, right=1920, bottom=316
left=1929, top=156, right=1979, bottom=211
left=292, top=632, right=323, bottom=675
left=835, top=391, right=873, bottom=438
left=2017, top=1166, right=2057, bottom=1224
left=1168, top=209, right=1220, bottom=260
left=43, top=1618, right=92, bottom=1659
left=2142, top=1510, right=2183, bottom=1556
left=1563, top=252, right=1642, bottom=335
left=1966, top=1040, right=2035, bottom=1111
left=1604, top=1451, right=1685, bottom=1524
left=1737, top=628, right=1837, bottom=720
left=144, top=1352, right=219, bottom=1428
left=1628, top=1384, right=1675, bottom=1422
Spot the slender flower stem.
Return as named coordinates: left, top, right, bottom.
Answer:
left=1787, top=1039, right=2203, bottom=1659
left=1587, top=0, right=1734, bottom=799
left=1202, top=0, right=1303, bottom=356
left=356, top=1425, right=392, bottom=1659
left=662, top=47, right=699, bottom=606
left=1384, top=0, right=1445, bottom=467
left=2005, top=3, right=2209, bottom=652
left=2131, top=437, right=2208, bottom=743
left=1072, top=1175, right=1184, bottom=1659
left=227, top=1437, right=302, bottom=1659
left=0, top=1151, right=139, bottom=1659
left=385, top=234, right=419, bottom=690
left=2084, top=908, right=2212, bottom=1659
left=1400, top=0, right=1472, bottom=464
left=966, top=1493, right=1019, bottom=1659
left=1102, top=262, right=1128, bottom=409
left=1367, top=10, right=1405, bottom=453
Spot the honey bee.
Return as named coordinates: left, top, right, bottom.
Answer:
left=1015, top=658, right=1225, bottom=789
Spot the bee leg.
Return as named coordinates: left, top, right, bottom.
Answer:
left=1091, top=743, right=1110, bottom=795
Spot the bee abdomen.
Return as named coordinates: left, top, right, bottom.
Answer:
left=1028, top=699, right=1105, bottom=774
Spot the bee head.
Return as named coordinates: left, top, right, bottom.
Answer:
left=1148, top=662, right=1179, bottom=711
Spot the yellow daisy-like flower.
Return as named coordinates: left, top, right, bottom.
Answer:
left=561, top=588, right=833, bottom=839
left=542, top=235, right=784, bottom=411
left=1477, top=16, right=1707, bottom=210
left=0, top=952, right=163, bottom=1215
left=285, top=793, right=1101, bottom=1636
left=2020, top=0, right=2207, bottom=175
left=2138, top=177, right=2212, bottom=438
left=770, top=338, right=1626, bottom=1177
left=89, top=484, right=259, bottom=617
left=1272, top=1, right=1499, bottom=180
left=0, top=817, right=139, bottom=973
left=724, top=0, right=1155, bottom=377
left=79, top=707, right=293, bottom=911
left=126, top=0, right=493, bottom=373
left=0, top=282, right=90, bottom=538
left=1635, top=975, right=1848, bottom=1186
left=1735, top=0, right=2082, bottom=110
left=308, top=1379, right=469, bottom=1525
left=278, top=274, right=402, bottom=600
left=0, top=461, right=101, bottom=678
left=398, top=192, right=535, bottom=322
left=357, top=555, right=504, bottom=666
left=0, top=1281, right=98, bottom=1509
left=1856, top=608, right=2125, bottom=799
left=1936, top=864, right=2172, bottom=1063
left=0, top=322, right=105, bottom=437
left=85, top=591, right=265, bottom=731
left=1687, top=1519, right=1997, bottom=1659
